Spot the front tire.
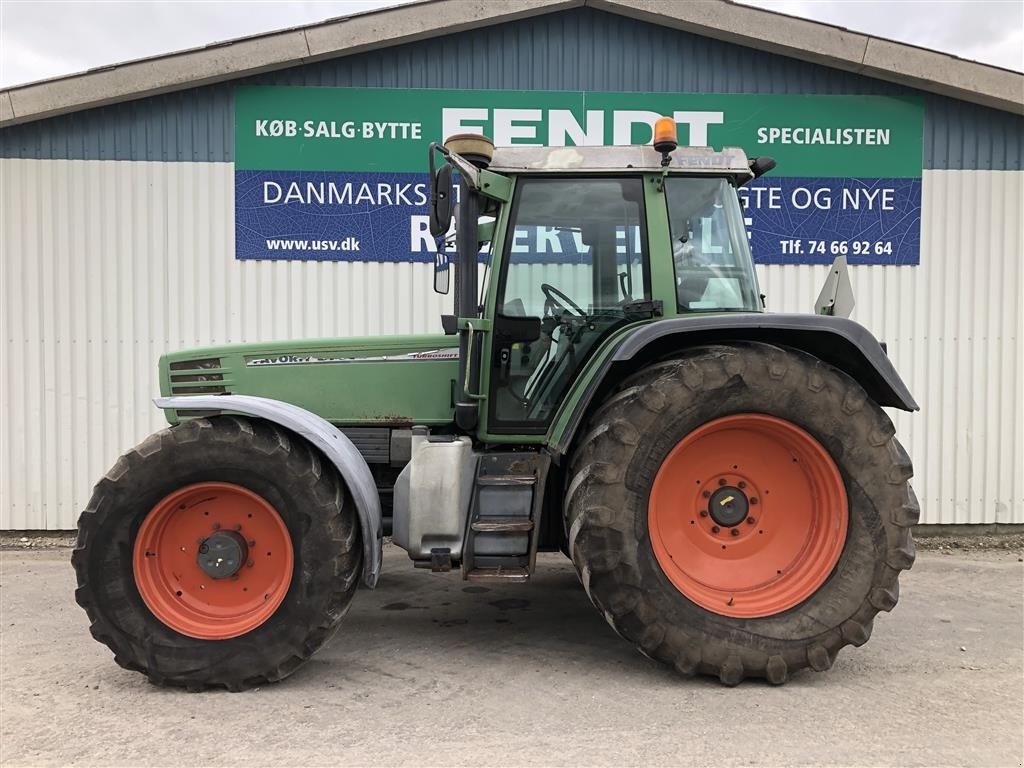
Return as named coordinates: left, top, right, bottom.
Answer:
left=72, top=416, right=361, bottom=690
left=565, top=342, right=918, bottom=685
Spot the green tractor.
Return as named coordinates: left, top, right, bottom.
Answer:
left=73, top=119, right=919, bottom=688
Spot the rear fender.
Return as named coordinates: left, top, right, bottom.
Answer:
left=548, top=313, right=918, bottom=460
left=154, top=394, right=382, bottom=587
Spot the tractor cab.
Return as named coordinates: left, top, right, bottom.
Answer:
left=427, top=123, right=774, bottom=439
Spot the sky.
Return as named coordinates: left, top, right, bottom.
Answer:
left=1, top=0, right=1021, bottom=89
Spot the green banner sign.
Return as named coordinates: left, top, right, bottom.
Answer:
left=236, top=87, right=922, bottom=177
left=234, top=86, right=923, bottom=264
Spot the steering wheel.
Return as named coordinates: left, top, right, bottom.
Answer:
left=541, top=283, right=586, bottom=318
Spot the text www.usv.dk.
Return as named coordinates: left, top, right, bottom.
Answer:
left=265, top=237, right=361, bottom=252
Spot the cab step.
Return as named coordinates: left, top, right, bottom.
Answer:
left=470, top=518, right=534, bottom=533
left=465, top=566, right=531, bottom=583
left=476, top=475, right=536, bottom=486
left=461, top=452, right=550, bottom=582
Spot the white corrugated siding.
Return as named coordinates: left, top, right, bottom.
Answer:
left=1, top=159, right=1021, bottom=528
left=757, top=169, right=1023, bottom=525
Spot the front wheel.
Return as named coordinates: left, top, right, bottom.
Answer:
left=72, top=416, right=361, bottom=690
left=565, top=342, right=918, bottom=685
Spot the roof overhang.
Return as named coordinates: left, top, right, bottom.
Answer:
left=1, top=0, right=1021, bottom=129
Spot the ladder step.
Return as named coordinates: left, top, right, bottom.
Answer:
left=466, top=566, right=530, bottom=583
left=471, top=518, right=534, bottom=533
left=476, top=475, right=536, bottom=487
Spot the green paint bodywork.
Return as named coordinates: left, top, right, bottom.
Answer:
left=161, top=334, right=458, bottom=426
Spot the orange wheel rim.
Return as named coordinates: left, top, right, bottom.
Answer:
left=648, top=414, right=847, bottom=618
left=132, top=482, right=294, bottom=640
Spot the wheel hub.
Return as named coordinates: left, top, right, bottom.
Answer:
left=197, top=530, right=249, bottom=579
left=648, top=413, right=849, bottom=618
left=708, top=485, right=749, bottom=527
left=132, top=482, right=294, bottom=640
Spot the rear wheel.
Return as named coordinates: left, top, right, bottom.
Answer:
left=72, top=416, right=361, bottom=690
left=565, top=342, right=918, bottom=685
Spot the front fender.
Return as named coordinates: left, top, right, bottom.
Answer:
left=548, top=313, right=918, bottom=460
left=154, top=394, right=382, bottom=587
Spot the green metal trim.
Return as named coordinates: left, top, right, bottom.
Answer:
left=477, top=219, right=496, bottom=243
left=643, top=173, right=680, bottom=319
left=485, top=433, right=547, bottom=445
left=478, top=170, right=512, bottom=202
left=476, top=178, right=516, bottom=439
left=544, top=321, right=647, bottom=450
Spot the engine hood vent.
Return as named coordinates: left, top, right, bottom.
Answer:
left=168, top=358, right=230, bottom=395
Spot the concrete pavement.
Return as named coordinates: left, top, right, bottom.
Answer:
left=1, top=544, right=1021, bottom=767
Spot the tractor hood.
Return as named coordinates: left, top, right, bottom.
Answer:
left=159, top=334, right=458, bottom=427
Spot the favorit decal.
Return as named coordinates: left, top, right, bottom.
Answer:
left=245, top=349, right=460, bottom=366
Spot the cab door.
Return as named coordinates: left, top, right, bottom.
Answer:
left=479, top=175, right=652, bottom=437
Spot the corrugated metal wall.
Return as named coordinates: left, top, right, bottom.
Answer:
left=2, top=158, right=1020, bottom=528
left=2, top=8, right=1021, bottom=169
left=2, top=7, right=1022, bottom=528
left=759, top=169, right=1024, bottom=526
left=0, top=158, right=455, bottom=529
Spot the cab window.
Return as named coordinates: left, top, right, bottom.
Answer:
left=666, top=177, right=760, bottom=312
left=489, top=177, right=649, bottom=431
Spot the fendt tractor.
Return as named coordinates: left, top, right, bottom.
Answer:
left=73, top=118, right=919, bottom=689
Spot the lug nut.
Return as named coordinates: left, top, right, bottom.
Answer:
left=699, top=510, right=708, bottom=518
left=233, top=524, right=242, bottom=532
left=738, top=481, right=747, bottom=489
left=750, top=497, right=759, bottom=505
left=718, top=479, right=727, bottom=486
left=248, top=540, right=256, bottom=547
left=711, top=526, right=720, bottom=534
left=730, top=528, right=740, bottom=536
left=702, top=491, right=711, bottom=499
left=746, top=517, right=756, bottom=525
left=246, top=560, right=254, bottom=568
left=212, top=522, right=220, bottom=531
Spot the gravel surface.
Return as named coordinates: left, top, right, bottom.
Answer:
left=4, top=530, right=1021, bottom=552
left=1, top=534, right=78, bottom=549
left=1, top=544, right=1022, bottom=767
left=914, top=532, right=1024, bottom=554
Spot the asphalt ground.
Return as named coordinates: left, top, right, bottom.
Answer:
left=1, top=544, right=1021, bottom=767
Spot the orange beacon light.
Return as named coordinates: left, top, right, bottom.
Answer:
left=653, top=116, right=678, bottom=154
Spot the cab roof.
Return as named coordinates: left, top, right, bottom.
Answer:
left=487, top=145, right=753, bottom=182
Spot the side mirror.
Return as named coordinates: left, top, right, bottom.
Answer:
left=429, top=149, right=453, bottom=238
left=434, top=251, right=450, bottom=295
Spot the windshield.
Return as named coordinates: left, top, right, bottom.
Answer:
left=665, top=177, right=760, bottom=312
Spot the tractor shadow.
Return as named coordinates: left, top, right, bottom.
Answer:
left=310, top=550, right=665, bottom=675
left=296, top=548, right=821, bottom=689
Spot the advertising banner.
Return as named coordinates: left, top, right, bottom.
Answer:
left=235, top=86, right=923, bottom=265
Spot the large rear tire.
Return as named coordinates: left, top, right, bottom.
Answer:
left=565, top=342, right=918, bottom=685
left=72, top=416, right=361, bottom=690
